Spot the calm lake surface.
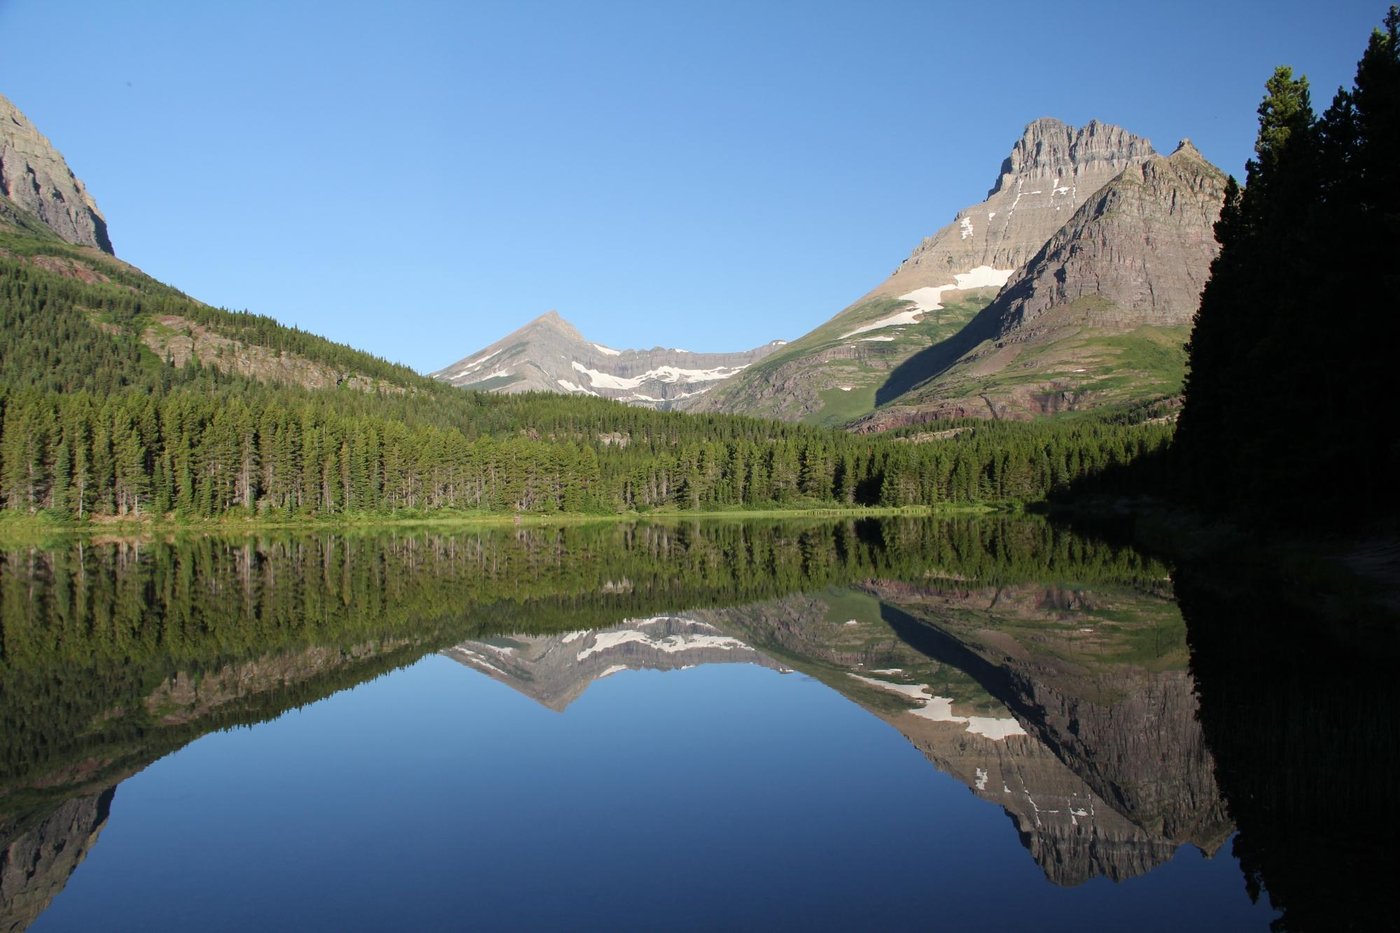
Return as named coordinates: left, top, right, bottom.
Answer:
left=1, top=518, right=1390, bottom=930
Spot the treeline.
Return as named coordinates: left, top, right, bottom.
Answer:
left=1175, top=9, right=1399, bottom=529
left=0, top=386, right=1173, bottom=517
left=1, top=220, right=1172, bottom=519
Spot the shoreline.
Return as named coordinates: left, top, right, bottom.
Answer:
left=0, top=502, right=1007, bottom=546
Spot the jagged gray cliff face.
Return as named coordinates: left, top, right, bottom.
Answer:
left=0, top=94, right=112, bottom=254
left=430, top=310, right=783, bottom=410
left=985, top=141, right=1227, bottom=338
left=692, top=118, right=1158, bottom=423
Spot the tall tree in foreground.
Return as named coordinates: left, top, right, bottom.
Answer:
left=1176, top=8, right=1399, bottom=530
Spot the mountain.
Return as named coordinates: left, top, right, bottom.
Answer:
left=691, top=119, right=1157, bottom=425
left=430, top=310, right=784, bottom=409
left=0, top=94, right=112, bottom=254
left=855, top=141, right=1227, bottom=428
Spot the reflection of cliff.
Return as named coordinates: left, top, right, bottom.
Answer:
left=872, top=583, right=1232, bottom=864
left=694, top=584, right=1231, bottom=886
left=442, top=616, right=780, bottom=710
left=0, top=788, right=113, bottom=933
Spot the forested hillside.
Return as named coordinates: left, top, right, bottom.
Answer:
left=0, top=230, right=1172, bottom=519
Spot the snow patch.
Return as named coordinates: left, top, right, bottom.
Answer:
left=592, top=343, right=621, bottom=356
left=571, top=361, right=747, bottom=390
left=556, top=379, right=599, bottom=396
left=893, top=265, right=1014, bottom=316
left=959, top=216, right=974, bottom=239
left=858, top=335, right=895, bottom=342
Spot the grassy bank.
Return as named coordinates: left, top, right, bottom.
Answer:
left=0, top=502, right=1008, bottom=547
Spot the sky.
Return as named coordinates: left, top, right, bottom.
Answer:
left=0, top=1, right=1387, bottom=373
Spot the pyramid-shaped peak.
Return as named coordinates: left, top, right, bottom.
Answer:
left=525, top=309, right=584, bottom=338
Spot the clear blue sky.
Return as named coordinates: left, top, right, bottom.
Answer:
left=0, top=1, right=1386, bottom=372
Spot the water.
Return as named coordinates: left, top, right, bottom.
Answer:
left=0, top=517, right=1379, bottom=929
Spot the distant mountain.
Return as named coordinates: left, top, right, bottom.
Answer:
left=855, top=140, right=1227, bottom=428
left=430, top=310, right=784, bottom=409
left=692, top=119, right=1157, bottom=425
left=0, top=93, right=112, bottom=253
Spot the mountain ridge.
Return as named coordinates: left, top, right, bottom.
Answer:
left=430, top=310, right=784, bottom=409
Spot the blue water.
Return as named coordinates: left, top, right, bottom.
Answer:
left=31, top=657, right=1274, bottom=931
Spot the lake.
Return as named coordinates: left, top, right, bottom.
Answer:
left=0, top=518, right=1390, bottom=929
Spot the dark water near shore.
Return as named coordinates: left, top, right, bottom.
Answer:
left=1, top=518, right=1388, bottom=930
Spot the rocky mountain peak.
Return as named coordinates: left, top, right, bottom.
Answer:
left=0, top=94, right=113, bottom=253
left=430, top=310, right=781, bottom=409
left=871, top=118, right=1156, bottom=299
left=527, top=309, right=584, bottom=339
left=989, top=118, right=1156, bottom=197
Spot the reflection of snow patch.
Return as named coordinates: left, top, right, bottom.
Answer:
left=838, top=386, right=853, bottom=392
left=848, top=674, right=1026, bottom=740
left=975, top=767, right=989, bottom=791
left=844, top=618, right=860, bottom=625
left=577, top=630, right=747, bottom=661
left=561, top=631, right=587, bottom=644
left=598, top=664, right=627, bottom=678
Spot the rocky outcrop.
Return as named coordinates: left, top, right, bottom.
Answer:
left=142, top=314, right=409, bottom=395
left=695, top=119, right=1157, bottom=424
left=431, top=310, right=783, bottom=410
left=0, top=94, right=112, bottom=254
left=0, top=788, right=113, bottom=933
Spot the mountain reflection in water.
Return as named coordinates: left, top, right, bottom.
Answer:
left=444, top=578, right=1230, bottom=889
left=0, top=518, right=1344, bottom=928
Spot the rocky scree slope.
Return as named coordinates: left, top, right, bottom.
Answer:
left=692, top=119, right=1157, bottom=425
left=430, top=310, right=784, bottom=410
